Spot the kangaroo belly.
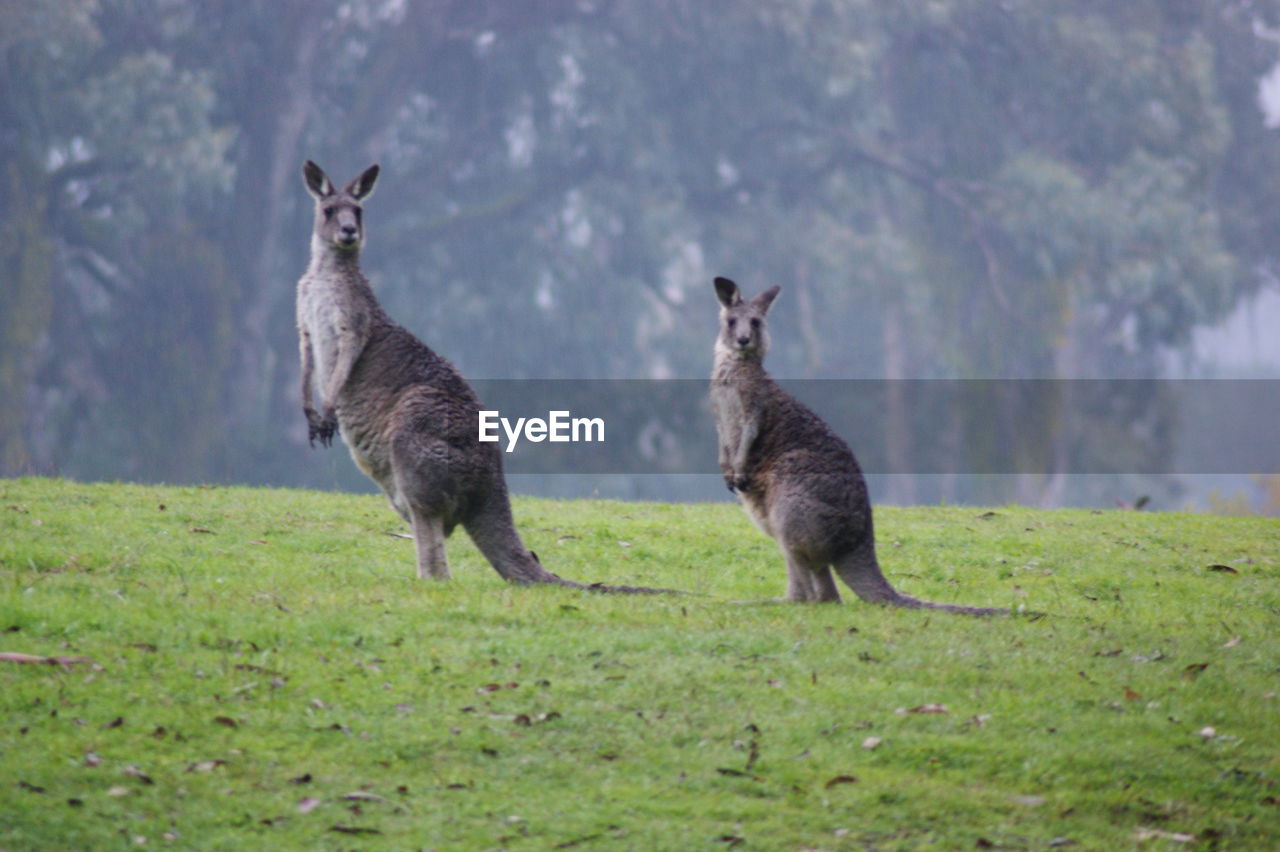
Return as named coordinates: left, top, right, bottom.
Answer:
left=339, top=418, right=392, bottom=487
left=737, top=488, right=774, bottom=538
left=335, top=382, right=400, bottom=493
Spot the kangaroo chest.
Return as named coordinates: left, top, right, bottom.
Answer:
left=712, top=387, right=759, bottom=481
left=710, top=360, right=769, bottom=455
left=710, top=381, right=748, bottom=446
left=297, top=275, right=372, bottom=391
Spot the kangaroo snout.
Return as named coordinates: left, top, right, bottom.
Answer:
left=336, top=210, right=361, bottom=244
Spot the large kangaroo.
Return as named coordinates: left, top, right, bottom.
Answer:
left=710, top=277, right=1004, bottom=615
left=296, top=160, right=661, bottom=593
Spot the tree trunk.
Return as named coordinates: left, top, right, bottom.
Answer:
left=882, top=301, right=916, bottom=504
left=227, top=5, right=323, bottom=453
left=0, top=162, right=55, bottom=475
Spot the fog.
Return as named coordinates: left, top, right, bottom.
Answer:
left=2, top=1, right=1278, bottom=512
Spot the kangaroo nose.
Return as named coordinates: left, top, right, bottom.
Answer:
left=737, top=335, right=751, bottom=347
left=341, top=224, right=357, bottom=237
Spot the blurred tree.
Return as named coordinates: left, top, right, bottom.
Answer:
left=1, top=0, right=234, bottom=479
left=0, top=0, right=1271, bottom=506
left=1209, top=1, right=1280, bottom=310
left=0, top=1, right=97, bottom=473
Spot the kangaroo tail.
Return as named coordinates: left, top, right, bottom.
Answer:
left=525, top=554, right=684, bottom=595
left=463, top=491, right=682, bottom=595
left=571, top=578, right=684, bottom=595
left=833, top=541, right=1006, bottom=617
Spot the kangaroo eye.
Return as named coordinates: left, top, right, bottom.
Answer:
left=323, top=206, right=336, bottom=219
left=727, top=318, right=737, bottom=328
left=750, top=318, right=761, bottom=329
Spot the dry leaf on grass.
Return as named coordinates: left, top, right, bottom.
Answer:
left=329, top=824, right=381, bottom=835
left=0, top=652, right=93, bottom=667
left=476, top=682, right=519, bottom=694
left=715, top=767, right=760, bottom=780
left=1134, top=828, right=1195, bottom=843
left=123, top=765, right=153, bottom=785
left=187, top=760, right=226, bottom=773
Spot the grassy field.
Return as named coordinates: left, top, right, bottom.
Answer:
left=1, top=477, right=1277, bottom=850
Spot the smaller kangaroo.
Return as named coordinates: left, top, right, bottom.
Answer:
left=296, top=161, right=665, bottom=594
left=710, top=276, right=1004, bottom=615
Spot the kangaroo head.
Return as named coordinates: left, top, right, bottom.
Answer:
left=714, top=277, right=780, bottom=361
left=303, top=161, right=380, bottom=253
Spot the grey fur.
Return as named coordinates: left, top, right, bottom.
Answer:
left=710, top=276, right=1005, bottom=615
left=296, top=161, right=667, bottom=593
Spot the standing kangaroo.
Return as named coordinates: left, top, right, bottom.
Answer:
left=710, top=277, right=1004, bottom=615
left=296, top=160, right=661, bottom=593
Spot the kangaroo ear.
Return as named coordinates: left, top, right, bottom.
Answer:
left=714, top=277, right=742, bottom=308
left=346, top=164, right=380, bottom=201
left=754, top=285, right=781, bottom=313
left=303, top=160, right=335, bottom=199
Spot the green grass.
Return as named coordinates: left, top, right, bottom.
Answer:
left=1, top=477, right=1277, bottom=850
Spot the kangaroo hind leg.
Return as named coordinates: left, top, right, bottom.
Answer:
left=782, top=547, right=842, bottom=603
left=388, top=422, right=454, bottom=580
left=408, top=508, right=450, bottom=580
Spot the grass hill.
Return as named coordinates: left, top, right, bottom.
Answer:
left=2, top=477, right=1277, bottom=849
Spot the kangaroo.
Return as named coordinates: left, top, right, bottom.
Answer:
left=710, top=277, right=1005, bottom=615
left=296, top=160, right=665, bottom=594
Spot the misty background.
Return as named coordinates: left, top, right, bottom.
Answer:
left=2, top=0, right=1278, bottom=511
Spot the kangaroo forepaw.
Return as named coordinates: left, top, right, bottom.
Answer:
left=307, top=413, right=337, bottom=448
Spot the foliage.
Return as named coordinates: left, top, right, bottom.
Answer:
left=1206, top=473, right=1280, bottom=517
left=0, top=0, right=236, bottom=479
left=2, top=478, right=1278, bottom=848
left=1, top=2, right=1277, bottom=504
